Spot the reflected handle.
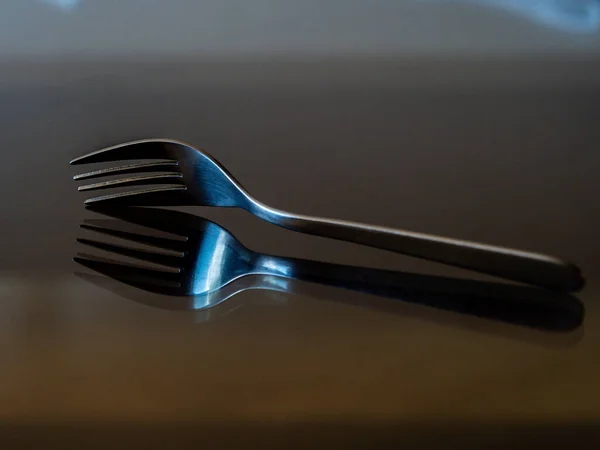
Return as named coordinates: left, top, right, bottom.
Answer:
left=254, top=253, right=584, bottom=332
left=255, top=207, right=583, bottom=292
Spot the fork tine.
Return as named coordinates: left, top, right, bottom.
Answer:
left=77, top=238, right=184, bottom=269
left=70, top=139, right=179, bottom=165
left=74, top=256, right=181, bottom=288
left=77, top=173, right=183, bottom=192
left=84, top=185, right=188, bottom=206
left=73, top=161, right=179, bottom=180
left=81, top=223, right=187, bottom=252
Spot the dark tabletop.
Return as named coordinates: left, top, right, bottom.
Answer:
left=1, top=3, right=600, bottom=448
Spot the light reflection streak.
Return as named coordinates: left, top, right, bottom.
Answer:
left=39, top=0, right=81, bottom=11
left=424, top=0, right=600, bottom=33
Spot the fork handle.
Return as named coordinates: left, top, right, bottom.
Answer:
left=252, top=206, right=583, bottom=292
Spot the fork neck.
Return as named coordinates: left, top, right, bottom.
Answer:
left=251, top=253, right=296, bottom=279
left=242, top=197, right=301, bottom=226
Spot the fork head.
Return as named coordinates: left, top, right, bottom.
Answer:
left=74, top=207, right=257, bottom=308
left=71, top=139, right=249, bottom=208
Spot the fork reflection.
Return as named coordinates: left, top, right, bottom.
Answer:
left=74, top=206, right=584, bottom=334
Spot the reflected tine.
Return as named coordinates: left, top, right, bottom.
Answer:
left=73, top=161, right=179, bottom=180
left=74, top=256, right=181, bottom=288
left=81, top=223, right=187, bottom=252
left=70, top=139, right=180, bottom=165
left=84, top=185, right=188, bottom=206
left=78, top=173, right=183, bottom=192
left=77, top=238, right=184, bottom=269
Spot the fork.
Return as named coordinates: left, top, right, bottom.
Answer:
left=71, top=138, right=584, bottom=292
left=74, top=206, right=583, bottom=331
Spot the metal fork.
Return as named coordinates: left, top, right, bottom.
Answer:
left=74, top=206, right=583, bottom=331
left=71, top=138, right=584, bottom=292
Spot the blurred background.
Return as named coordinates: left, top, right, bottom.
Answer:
left=1, top=0, right=599, bottom=55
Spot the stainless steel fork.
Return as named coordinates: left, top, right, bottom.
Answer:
left=74, top=206, right=583, bottom=331
left=71, top=138, right=584, bottom=292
